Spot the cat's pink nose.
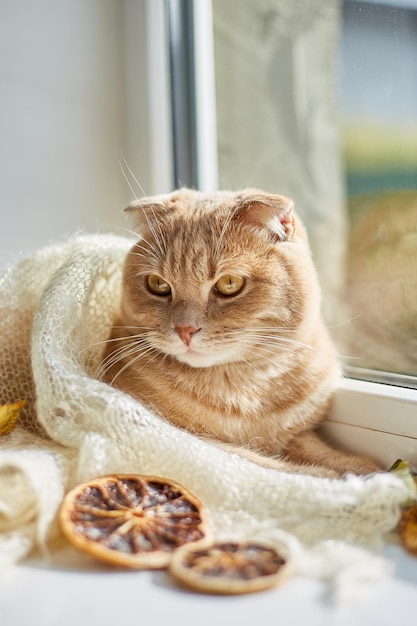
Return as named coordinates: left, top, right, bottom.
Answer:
left=175, top=325, right=200, bottom=346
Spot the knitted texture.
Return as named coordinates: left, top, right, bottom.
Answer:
left=0, top=234, right=411, bottom=597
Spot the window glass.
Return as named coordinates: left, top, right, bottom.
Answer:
left=212, top=0, right=417, bottom=383
left=341, top=0, right=417, bottom=379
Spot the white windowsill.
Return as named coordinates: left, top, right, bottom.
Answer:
left=323, top=377, right=417, bottom=469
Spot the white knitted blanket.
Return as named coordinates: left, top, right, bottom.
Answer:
left=0, top=234, right=410, bottom=600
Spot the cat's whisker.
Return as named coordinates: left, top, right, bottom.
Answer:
left=119, top=153, right=147, bottom=200
left=243, top=343, right=316, bottom=381
left=99, top=347, right=154, bottom=383
left=108, top=345, right=164, bottom=385
left=235, top=346, right=300, bottom=381
left=106, top=353, right=144, bottom=385
left=239, top=326, right=300, bottom=334
left=97, top=338, right=152, bottom=380
left=249, top=345, right=315, bottom=380
left=119, top=155, right=166, bottom=259
left=80, top=331, right=152, bottom=356
left=133, top=203, right=166, bottom=258
left=236, top=342, right=306, bottom=369
left=226, top=327, right=304, bottom=341
left=111, top=325, right=154, bottom=331
left=223, top=330, right=314, bottom=353
left=127, top=236, right=163, bottom=265
left=253, top=335, right=314, bottom=352
left=127, top=250, right=160, bottom=269
left=130, top=239, right=160, bottom=257
left=112, top=221, right=162, bottom=264
left=120, top=154, right=168, bottom=242
left=99, top=337, right=150, bottom=364
left=130, top=348, right=169, bottom=377
left=119, top=157, right=141, bottom=203
left=113, top=223, right=142, bottom=241
left=220, top=334, right=315, bottom=379
left=255, top=331, right=312, bottom=349
left=234, top=338, right=299, bottom=356
left=214, top=209, right=236, bottom=259
left=227, top=350, right=258, bottom=373
left=325, top=314, right=362, bottom=329
left=128, top=248, right=150, bottom=260
left=228, top=325, right=305, bottom=336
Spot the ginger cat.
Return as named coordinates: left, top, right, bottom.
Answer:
left=101, top=188, right=380, bottom=478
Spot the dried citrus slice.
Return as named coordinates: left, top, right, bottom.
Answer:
left=59, top=474, right=212, bottom=569
left=397, top=504, right=417, bottom=557
left=169, top=541, right=291, bottom=595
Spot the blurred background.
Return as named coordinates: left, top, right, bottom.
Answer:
left=0, top=0, right=416, bottom=382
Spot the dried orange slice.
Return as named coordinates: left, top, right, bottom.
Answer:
left=397, top=504, right=417, bottom=557
left=59, top=474, right=212, bottom=569
left=169, top=541, right=291, bottom=595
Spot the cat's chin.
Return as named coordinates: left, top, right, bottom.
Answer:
left=174, top=350, right=237, bottom=368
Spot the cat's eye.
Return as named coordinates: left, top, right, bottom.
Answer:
left=215, top=275, right=245, bottom=296
left=147, top=274, right=171, bottom=296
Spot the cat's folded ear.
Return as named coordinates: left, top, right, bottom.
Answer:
left=237, top=194, right=296, bottom=242
left=124, top=196, right=169, bottom=231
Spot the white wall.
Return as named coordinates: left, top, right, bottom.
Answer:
left=0, top=0, right=172, bottom=270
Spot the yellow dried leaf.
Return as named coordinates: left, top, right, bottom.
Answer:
left=398, top=505, right=417, bottom=557
left=0, top=400, right=26, bottom=436
left=389, top=458, right=417, bottom=506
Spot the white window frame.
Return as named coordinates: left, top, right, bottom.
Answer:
left=192, top=0, right=218, bottom=192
